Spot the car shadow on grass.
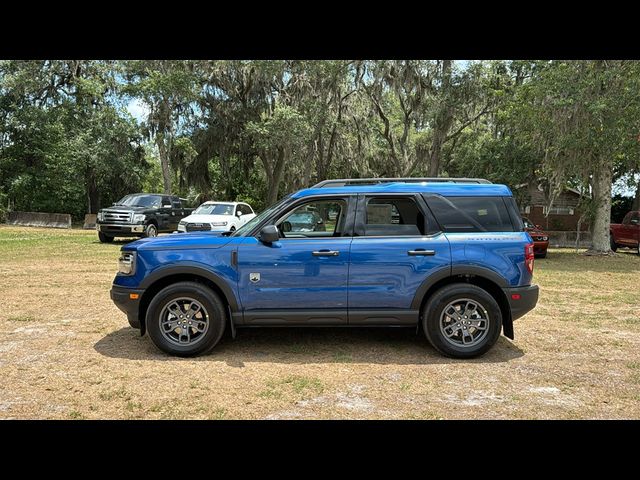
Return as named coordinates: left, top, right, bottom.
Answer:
left=94, top=326, right=524, bottom=365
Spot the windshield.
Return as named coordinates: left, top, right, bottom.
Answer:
left=115, top=194, right=162, bottom=208
left=232, top=195, right=291, bottom=237
left=194, top=203, right=234, bottom=215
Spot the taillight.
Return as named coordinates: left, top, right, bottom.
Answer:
left=525, top=243, right=534, bottom=274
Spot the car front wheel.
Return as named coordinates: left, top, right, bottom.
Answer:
left=610, top=235, right=618, bottom=252
left=422, top=283, right=502, bottom=358
left=146, top=281, right=226, bottom=357
left=144, top=223, right=158, bottom=238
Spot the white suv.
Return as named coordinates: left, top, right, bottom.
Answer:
left=177, top=201, right=256, bottom=233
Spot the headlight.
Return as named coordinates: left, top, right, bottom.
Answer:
left=133, top=214, right=146, bottom=223
left=542, top=236, right=548, bottom=241
left=179, top=220, right=186, bottom=226
left=118, top=251, right=136, bottom=275
left=97, top=212, right=104, bottom=221
left=210, top=221, right=228, bottom=226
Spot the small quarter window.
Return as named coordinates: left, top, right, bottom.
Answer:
left=426, top=196, right=515, bottom=232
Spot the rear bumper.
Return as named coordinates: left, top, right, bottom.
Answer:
left=503, top=284, right=539, bottom=321
left=98, top=223, right=145, bottom=236
left=110, top=285, right=145, bottom=329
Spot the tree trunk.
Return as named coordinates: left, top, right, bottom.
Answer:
left=633, top=180, right=640, bottom=211
left=587, top=159, right=613, bottom=254
left=428, top=60, right=454, bottom=177
left=262, top=148, right=287, bottom=206
left=156, top=132, right=172, bottom=194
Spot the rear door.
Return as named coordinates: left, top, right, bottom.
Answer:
left=347, top=193, right=451, bottom=324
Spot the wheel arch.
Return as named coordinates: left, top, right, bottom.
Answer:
left=137, top=265, right=239, bottom=336
left=411, top=267, right=513, bottom=339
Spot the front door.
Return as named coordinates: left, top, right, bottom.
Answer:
left=348, top=194, right=451, bottom=324
left=237, top=196, right=355, bottom=325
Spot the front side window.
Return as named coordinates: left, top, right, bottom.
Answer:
left=277, top=199, right=347, bottom=238
left=362, top=196, right=427, bottom=236
left=194, top=203, right=234, bottom=215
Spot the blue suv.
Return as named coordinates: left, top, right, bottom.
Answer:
left=110, top=178, right=539, bottom=358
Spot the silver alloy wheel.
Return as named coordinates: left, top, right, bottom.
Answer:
left=439, top=298, right=490, bottom=348
left=147, top=224, right=157, bottom=237
left=159, top=297, right=209, bottom=346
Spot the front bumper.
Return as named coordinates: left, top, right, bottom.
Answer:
left=98, top=223, right=145, bottom=235
left=503, top=284, right=539, bottom=321
left=110, top=285, right=145, bottom=330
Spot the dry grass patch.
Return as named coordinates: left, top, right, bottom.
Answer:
left=0, top=225, right=639, bottom=419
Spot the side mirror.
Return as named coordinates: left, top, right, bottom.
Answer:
left=112, top=202, right=117, bottom=206
left=259, top=225, right=279, bottom=244
left=535, top=224, right=542, bottom=229
left=236, top=211, right=243, bottom=217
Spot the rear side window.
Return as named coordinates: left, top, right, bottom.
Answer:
left=363, top=196, right=428, bottom=236
left=425, top=195, right=515, bottom=232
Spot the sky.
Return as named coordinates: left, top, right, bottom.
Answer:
left=126, top=98, right=148, bottom=123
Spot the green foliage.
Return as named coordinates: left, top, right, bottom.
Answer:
left=1, top=59, right=638, bottom=227
left=611, top=194, right=634, bottom=223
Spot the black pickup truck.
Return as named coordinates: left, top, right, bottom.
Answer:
left=96, top=193, right=194, bottom=243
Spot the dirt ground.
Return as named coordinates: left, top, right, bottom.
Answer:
left=0, top=225, right=638, bottom=419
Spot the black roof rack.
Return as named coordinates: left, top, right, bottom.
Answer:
left=312, top=177, right=492, bottom=188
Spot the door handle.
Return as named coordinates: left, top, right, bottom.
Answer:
left=407, top=249, right=435, bottom=256
left=312, top=250, right=340, bottom=257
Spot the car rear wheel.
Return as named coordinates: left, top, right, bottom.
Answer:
left=422, top=283, right=502, bottom=358
left=146, top=281, right=226, bottom=357
left=98, top=232, right=114, bottom=243
left=144, top=223, right=158, bottom=238
left=610, top=234, right=618, bottom=252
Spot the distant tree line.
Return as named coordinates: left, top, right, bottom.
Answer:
left=1, top=60, right=639, bottom=253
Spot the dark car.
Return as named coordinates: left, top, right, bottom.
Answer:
left=110, top=177, right=539, bottom=359
left=522, top=217, right=549, bottom=258
left=96, top=193, right=194, bottom=243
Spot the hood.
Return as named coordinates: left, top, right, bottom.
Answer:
left=180, top=213, right=233, bottom=224
left=124, top=231, right=232, bottom=251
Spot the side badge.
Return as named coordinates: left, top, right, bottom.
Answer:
left=250, top=273, right=261, bottom=283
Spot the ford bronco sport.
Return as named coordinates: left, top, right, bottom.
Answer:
left=110, top=178, right=539, bottom=358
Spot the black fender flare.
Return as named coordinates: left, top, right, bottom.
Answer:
left=410, top=264, right=510, bottom=309
left=139, top=262, right=240, bottom=312
left=410, top=264, right=513, bottom=338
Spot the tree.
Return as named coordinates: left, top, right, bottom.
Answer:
left=122, top=60, right=198, bottom=194
left=512, top=60, right=640, bottom=254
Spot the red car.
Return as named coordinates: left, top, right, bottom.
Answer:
left=522, top=217, right=549, bottom=258
left=610, top=211, right=640, bottom=254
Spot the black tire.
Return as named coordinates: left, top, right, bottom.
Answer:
left=610, top=234, right=618, bottom=252
left=422, top=283, right=502, bottom=359
left=98, top=231, right=114, bottom=243
left=143, top=223, right=158, bottom=238
left=229, top=226, right=236, bottom=232
left=146, top=281, right=226, bottom=357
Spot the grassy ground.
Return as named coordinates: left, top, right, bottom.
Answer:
left=0, top=224, right=639, bottom=419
